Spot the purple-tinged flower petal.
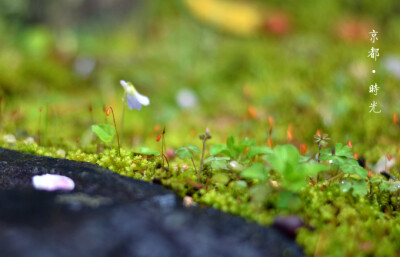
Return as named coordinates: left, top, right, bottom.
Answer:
left=32, top=174, right=75, bottom=191
left=134, top=91, right=150, bottom=106
left=126, top=93, right=142, bottom=110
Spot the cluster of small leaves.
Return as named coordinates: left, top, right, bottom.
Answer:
left=319, top=143, right=368, bottom=196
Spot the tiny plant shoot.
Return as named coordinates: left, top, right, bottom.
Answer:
left=314, top=130, right=330, bottom=182
left=157, top=127, right=168, bottom=169
left=91, top=106, right=120, bottom=156
left=199, top=128, right=212, bottom=175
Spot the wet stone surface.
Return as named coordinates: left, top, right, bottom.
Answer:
left=0, top=148, right=303, bottom=257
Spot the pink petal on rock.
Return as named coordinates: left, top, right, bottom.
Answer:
left=32, top=174, right=75, bottom=191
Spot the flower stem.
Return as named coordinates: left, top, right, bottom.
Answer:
left=120, top=96, right=126, bottom=145
left=316, top=142, right=322, bottom=182
left=108, top=106, right=121, bottom=156
left=199, top=138, right=207, bottom=176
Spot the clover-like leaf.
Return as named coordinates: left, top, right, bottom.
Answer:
left=91, top=124, right=115, bottom=144
left=334, top=143, right=353, bottom=158
left=175, top=146, right=194, bottom=159
left=187, top=144, right=200, bottom=153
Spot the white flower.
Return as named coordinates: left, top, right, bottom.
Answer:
left=32, top=174, right=75, bottom=191
left=23, top=137, right=35, bottom=145
left=56, top=149, right=66, bottom=158
left=3, top=134, right=16, bottom=144
left=120, top=80, right=150, bottom=110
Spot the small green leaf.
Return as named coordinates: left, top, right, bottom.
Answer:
left=210, top=144, right=228, bottom=156
left=138, top=147, right=160, bottom=156
left=205, top=156, right=230, bottom=164
left=340, top=179, right=352, bottom=193
left=246, top=146, right=273, bottom=159
left=227, top=160, right=245, bottom=172
left=276, top=191, right=302, bottom=210
left=388, top=182, right=400, bottom=192
left=380, top=182, right=389, bottom=191
left=352, top=180, right=368, bottom=197
left=188, top=144, right=200, bottom=153
left=227, top=136, right=235, bottom=149
left=91, top=124, right=115, bottom=143
left=240, top=163, right=268, bottom=181
left=371, top=178, right=384, bottom=183
left=211, top=160, right=229, bottom=170
left=211, top=173, right=230, bottom=184
left=340, top=159, right=367, bottom=179
left=232, top=180, right=248, bottom=189
left=175, top=146, right=194, bottom=159
left=335, top=143, right=353, bottom=157
left=340, top=178, right=368, bottom=197
left=248, top=184, right=270, bottom=204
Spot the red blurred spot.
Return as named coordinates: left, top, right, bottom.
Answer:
left=39, top=106, right=43, bottom=112
left=287, top=124, right=293, bottom=141
left=76, top=137, right=80, bottom=143
left=103, top=104, right=106, bottom=112
left=354, top=153, right=358, bottom=159
left=299, top=144, right=307, bottom=156
left=156, top=133, right=162, bottom=142
left=268, top=116, right=274, bottom=127
left=393, top=113, right=398, bottom=125
left=267, top=138, right=273, bottom=148
left=154, top=124, right=161, bottom=132
left=335, top=19, right=370, bottom=42
left=387, top=154, right=392, bottom=161
left=316, top=130, right=322, bottom=136
left=106, top=107, right=111, bottom=116
left=347, top=140, right=352, bottom=148
left=248, top=106, right=257, bottom=119
left=89, top=105, right=93, bottom=112
left=263, top=13, right=290, bottom=36
left=368, top=171, right=372, bottom=177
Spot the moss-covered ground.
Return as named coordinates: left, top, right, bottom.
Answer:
left=2, top=0, right=400, bottom=256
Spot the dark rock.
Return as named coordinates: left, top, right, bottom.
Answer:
left=0, top=148, right=303, bottom=257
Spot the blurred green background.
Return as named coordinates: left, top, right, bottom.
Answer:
left=1, top=0, right=400, bottom=157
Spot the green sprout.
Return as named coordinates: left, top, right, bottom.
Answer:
left=175, top=144, right=200, bottom=181
left=91, top=106, right=120, bottom=156
left=199, top=128, right=212, bottom=175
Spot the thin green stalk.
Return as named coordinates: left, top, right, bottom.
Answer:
left=191, top=157, right=199, bottom=182
left=120, top=94, right=126, bottom=145
left=199, top=138, right=207, bottom=174
left=107, top=106, right=121, bottom=156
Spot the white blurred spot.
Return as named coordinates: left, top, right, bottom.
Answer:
left=383, top=56, right=400, bottom=80
left=3, top=134, right=16, bottom=144
left=23, top=137, right=35, bottom=145
left=374, top=155, right=396, bottom=174
left=74, top=57, right=95, bottom=78
left=56, top=149, right=66, bottom=158
left=176, top=89, right=198, bottom=109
